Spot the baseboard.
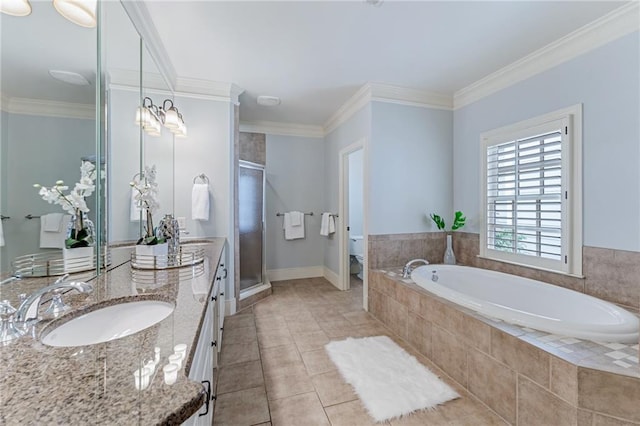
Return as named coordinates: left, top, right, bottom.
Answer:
left=323, top=266, right=340, bottom=289
left=225, top=298, right=236, bottom=317
left=267, top=266, right=324, bottom=282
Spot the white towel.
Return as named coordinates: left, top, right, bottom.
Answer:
left=130, top=187, right=141, bottom=221
left=283, top=212, right=305, bottom=240
left=0, top=219, right=4, bottom=247
left=192, top=183, right=210, bottom=221
left=320, top=212, right=336, bottom=236
left=43, top=213, right=64, bottom=232
left=290, top=211, right=303, bottom=226
left=40, top=214, right=72, bottom=248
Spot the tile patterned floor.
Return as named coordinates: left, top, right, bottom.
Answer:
left=213, top=276, right=506, bottom=426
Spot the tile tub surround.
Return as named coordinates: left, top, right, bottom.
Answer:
left=368, top=269, right=640, bottom=425
left=0, top=239, right=225, bottom=425
left=368, top=232, right=640, bottom=311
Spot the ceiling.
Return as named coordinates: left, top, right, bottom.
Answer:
left=144, top=1, right=626, bottom=126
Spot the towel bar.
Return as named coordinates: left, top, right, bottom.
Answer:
left=276, top=212, right=313, bottom=217
left=1, top=215, right=9, bottom=220
left=25, top=214, right=41, bottom=220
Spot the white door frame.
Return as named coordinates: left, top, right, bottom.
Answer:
left=338, top=139, right=366, bottom=299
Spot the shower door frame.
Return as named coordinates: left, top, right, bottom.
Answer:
left=238, top=160, right=267, bottom=296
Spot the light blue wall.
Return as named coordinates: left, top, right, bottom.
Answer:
left=453, top=31, right=640, bottom=252
left=348, top=148, right=363, bottom=237
left=369, top=101, right=453, bottom=235
left=324, top=105, right=371, bottom=274
left=265, top=134, right=325, bottom=270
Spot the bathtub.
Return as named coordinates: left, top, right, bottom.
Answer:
left=411, top=265, right=639, bottom=344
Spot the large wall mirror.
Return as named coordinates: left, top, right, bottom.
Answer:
left=0, top=2, right=97, bottom=273
left=0, top=1, right=175, bottom=277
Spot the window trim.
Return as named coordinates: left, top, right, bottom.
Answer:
left=479, top=104, right=583, bottom=276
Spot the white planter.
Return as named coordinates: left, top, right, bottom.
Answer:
left=135, top=243, right=168, bottom=268
left=63, top=246, right=95, bottom=273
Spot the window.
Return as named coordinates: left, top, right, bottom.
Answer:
left=480, top=105, right=582, bottom=276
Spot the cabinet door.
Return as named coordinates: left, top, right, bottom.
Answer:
left=217, top=249, right=226, bottom=353
left=184, top=294, right=215, bottom=425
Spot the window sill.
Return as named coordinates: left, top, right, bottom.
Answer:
left=475, top=255, right=585, bottom=279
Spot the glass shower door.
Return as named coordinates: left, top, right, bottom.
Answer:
left=239, top=161, right=265, bottom=292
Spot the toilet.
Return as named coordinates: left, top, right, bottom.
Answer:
left=349, top=235, right=364, bottom=280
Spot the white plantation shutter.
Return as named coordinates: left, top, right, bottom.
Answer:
left=482, top=115, right=574, bottom=273
left=487, top=127, right=564, bottom=258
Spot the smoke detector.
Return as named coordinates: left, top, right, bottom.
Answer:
left=257, top=95, right=281, bottom=107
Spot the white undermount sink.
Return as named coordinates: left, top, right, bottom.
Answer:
left=41, top=300, right=174, bottom=347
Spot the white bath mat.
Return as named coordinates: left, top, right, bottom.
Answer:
left=325, top=336, right=459, bottom=422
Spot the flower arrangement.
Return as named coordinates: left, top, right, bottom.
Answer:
left=430, top=211, right=466, bottom=233
left=130, top=165, right=165, bottom=245
left=34, top=161, right=96, bottom=248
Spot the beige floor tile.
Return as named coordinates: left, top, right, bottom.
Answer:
left=311, top=370, right=357, bottom=407
left=342, top=311, right=378, bottom=326
left=301, top=348, right=337, bottom=376
left=269, top=392, right=330, bottom=426
left=220, top=341, right=260, bottom=366
left=389, top=408, right=449, bottom=426
left=224, top=313, right=255, bottom=330
left=222, top=325, right=258, bottom=345
left=265, top=365, right=315, bottom=400
left=213, top=386, right=270, bottom=426
left=324, top=400, right=388, bottom=426
left=261, top=344, right=301, bottom=371
left=257, top=328, right=295, bottom=349
left=217, top=360, right=264, bottom=395
left=446, top=410, right=508, bottom=425
left=292, top=330, right=330, bottom=353
left=286, top=319, right=322, bottom=333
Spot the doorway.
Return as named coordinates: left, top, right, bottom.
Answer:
left=238, top=160, right=266, bottom=294
left=339, top=140, right=365, bottom=306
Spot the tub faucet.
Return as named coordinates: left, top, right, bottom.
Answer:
left=402, top=259, right=429, bottom=278
left=15, top=274, right=94, bottom=324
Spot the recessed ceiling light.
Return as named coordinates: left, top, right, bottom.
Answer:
left=257, top=95, right=281, bottom=107
left=49, top=70, right=91, bottom=86
left=364, top=0, right=383, bottom=7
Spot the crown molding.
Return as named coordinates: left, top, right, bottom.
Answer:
left=3, top=96, right=95, bottom=119
left=120, top=1, right=177, bottom=91
left=240, top=120, right=324, bottom=138
left=175, top=77, right=245, bottom=104
left=369, top=82, right=453, bottom=110
left=323, top=82, right=452, bottom=135
left=323, top=84, right=372, bottom=135
left=454, top=2, right=640, bottom=109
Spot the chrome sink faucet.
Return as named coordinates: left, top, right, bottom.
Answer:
left=402, top=259, right=430, bottom=278
left=15, top=274, right=94, bottom=323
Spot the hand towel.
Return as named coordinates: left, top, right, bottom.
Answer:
left=43, top=212, right=64, bottom=232
left=290, top=211, right=303, bottom=226
left=320, top=212, right=336, bottom=237
left=192, top=183, right=210, bottom=221
left=40, top=214, right=72, bottom=248
left=130, top=187, right=141, bottom=221
left=283, top=212, right=305, bottom=240
left=0, top=219, right=4, bottom=247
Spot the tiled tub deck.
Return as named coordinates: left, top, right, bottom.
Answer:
left=369, top=268, right=640, bottom=426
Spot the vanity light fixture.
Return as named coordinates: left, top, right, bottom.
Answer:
left=0, top=0, right=32, bottom=16
left=135, top=97, right=162, bottom=137
left=135, top=97, right=187, bottom=138
left=0, top=0, right=95, bottom=28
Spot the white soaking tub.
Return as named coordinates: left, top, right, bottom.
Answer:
left=411, top=265, right=639, bottom=344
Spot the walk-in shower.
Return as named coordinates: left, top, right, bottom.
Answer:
left=238, top=161, right=266, bottom=293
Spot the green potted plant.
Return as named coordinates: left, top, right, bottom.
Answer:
left=430, top=211, right=466, bottom=264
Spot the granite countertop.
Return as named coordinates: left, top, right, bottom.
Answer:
left=0, top=239, right=225, bottom=425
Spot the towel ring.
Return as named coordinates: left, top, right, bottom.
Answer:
left=193, top=173, right=210, bottom=184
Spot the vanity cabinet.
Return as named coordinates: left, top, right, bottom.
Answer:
left=183, top=248, right=226, bottom=425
